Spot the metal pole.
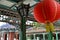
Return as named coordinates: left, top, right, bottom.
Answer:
left=17, top=3, right=30, bottom=40
left=48, top=31, right=53, bottom=40
left=20, top=17, right=26, bottom=40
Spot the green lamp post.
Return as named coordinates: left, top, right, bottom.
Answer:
left=16, top=2, right=30, bottom=40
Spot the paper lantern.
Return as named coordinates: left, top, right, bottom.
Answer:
left=53, top=2, right=60, bottom=21
left=34, top=0, right=60, bottom=23
left=34, top=0, right=60, bottom=32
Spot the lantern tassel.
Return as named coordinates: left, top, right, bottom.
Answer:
left=45, top=21, right=55, bottom=32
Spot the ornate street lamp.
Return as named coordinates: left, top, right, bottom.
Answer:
left=16, top=0, right=30, bottom=40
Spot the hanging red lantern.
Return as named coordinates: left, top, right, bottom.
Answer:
left=34, top=0, right=60, bottom=32
left=34, top=0, right=60, bottom=23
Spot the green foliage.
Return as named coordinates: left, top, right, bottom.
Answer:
left=32, top=22, right=41, bottom=28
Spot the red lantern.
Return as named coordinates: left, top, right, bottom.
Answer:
left=53, top=2, right=60, bottom=21
left=34, top=0, right=60, bottom=23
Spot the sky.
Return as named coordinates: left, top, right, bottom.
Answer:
left=0, top=22, right=6, bottom=26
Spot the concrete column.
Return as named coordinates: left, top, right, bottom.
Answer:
left=26, top=35, right=32, bottom=40
left=43, top=33, right=45, bottom=40
left=4, top=33, right=7, bottom=40
left=56, top=33, right=58, bottom=40
left=37, top=37, right=39, bottom=40
left=33, top=34, right=36, bottom=40
left=8, top=32, right=15, bottom=40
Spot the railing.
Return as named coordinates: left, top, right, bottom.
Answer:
left=26, top=32, right=60, bottom=40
